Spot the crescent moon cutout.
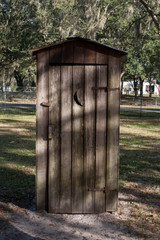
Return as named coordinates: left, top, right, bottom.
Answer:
left=74, top=91, right=83, bottom=106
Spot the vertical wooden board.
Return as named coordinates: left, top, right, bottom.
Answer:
left=62, top=42, right=73, bottom=63
left=96, top=47, right=108, bottom=64
left=49, top=46, right=62, bottom=64
left=84, top=66, right=96, bottom=213
left=48, top=66, right=60, bottom=213
left=73, top=41, right=84, bottom=63
left=60, top=66, right=72, bottom=213
left=36, top=51, right=49, bottom=211
left=72, top=66, right=84, bottom=213
left=95, top=66, right=107, bottom=213
left=106, top=56, right=121, bottom=211
left=84, top=43, right=96, bottom=64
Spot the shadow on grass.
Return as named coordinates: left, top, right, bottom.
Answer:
left=120, top=110, right=160, bottom=119
left=0, top=106, right=159, bottom=239
left=0, top=130, right=35, bottom=167
left=120, top=112, right=160, bottom=210
left=0, top=107, right=36, bottom=116
left=0, top=110, right=36, bottom=209
left=0, top=166, right=35, bottom=208
left=120, top=135, right=160, bottom=184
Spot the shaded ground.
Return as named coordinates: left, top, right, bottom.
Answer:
left=0, top=190, right=159, bottom=240
left=0, top=195, right=150, bottom=240
left=0, top=108, right=160, bottom=239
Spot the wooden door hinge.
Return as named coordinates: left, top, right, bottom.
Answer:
left=48, top=125, right=52, bottom=140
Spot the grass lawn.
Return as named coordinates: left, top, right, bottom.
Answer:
left=0, top=107, right=36, bottom=208
left=120, top=111, right=160, bottom=237
left=0, top=107, right=159, bottom=238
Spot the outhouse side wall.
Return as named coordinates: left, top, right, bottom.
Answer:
left=36, top=40, right=122, bottom=211
left=36, top=50, right=49, bottom=211
left=106, top=55, right=121, bottom=211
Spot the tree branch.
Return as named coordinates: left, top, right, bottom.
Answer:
left=139, top=0, right=160, bottom=34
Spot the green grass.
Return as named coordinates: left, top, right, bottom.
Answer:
left=120, top=110, right=160, bottom=237
left=0, top=107, right=160, bottom=234
left=120, top=111, right=160, bottom=184
left=0, top=107, right=36, bottom=205
left=120, top=110, right=160, bottom=118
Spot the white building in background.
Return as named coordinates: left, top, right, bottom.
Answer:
left=143, top=82, right=159, bottom=95
left=0, top=86, right=12, bottom=92
left=122, top=80, right=160, bottom=95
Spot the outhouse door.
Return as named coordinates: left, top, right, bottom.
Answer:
left=48, top=65, right=108, bottom=213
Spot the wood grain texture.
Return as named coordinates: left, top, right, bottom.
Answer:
left=95, top=66, right=107, bottom=213
left=49, top=46, right=62, bottom=64
left=96, top=46, right=108, bottom=64
left=72, top=66, right=84, bottom=213
left=62, top=42, right=74, bottom=63
left=84, top=43, right=96, bottom=64
left=48, top=66, right=60, bottom=213
left=35, top=37, right=125, bottom=214
left=36, top=50, right=49, bottom=211
left=106, top=56, right=120, bottom=211
left=60, top=66, right=72, bottom=213
left=84, top=65, right=96, bottom=213
left=73, top=41, right=84, bottom=63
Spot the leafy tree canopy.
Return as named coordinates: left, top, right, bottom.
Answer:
left=0, top=0, right=159, bottom=89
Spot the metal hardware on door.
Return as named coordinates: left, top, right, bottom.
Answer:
left=48, top=125, right=52, bottom=140
left=74, top=91, right=83, bottom=106
left=40, top=102, right=50, bottom=107
left=92, top=87, right=107, bottom=92
left=92, top=87, right=120, bottom=92
left=88, top=187, right=117, bottom=193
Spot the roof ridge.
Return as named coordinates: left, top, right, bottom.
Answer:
left=30, top=37, right=127, bottom=55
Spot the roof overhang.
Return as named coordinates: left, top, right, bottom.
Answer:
left=30, top=37, right=128, bottom=56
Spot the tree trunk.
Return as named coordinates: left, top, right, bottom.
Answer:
left=133, top=78, right=138, bottom=98
left=140, top=78, right=144, bottom=97
left=121, top=80, right=123, bottom=97
left=14, top=70, right=24, bottom=90
left=149, top=79, right=152, bottom=98
left=2, top=69, right=6, bottom=101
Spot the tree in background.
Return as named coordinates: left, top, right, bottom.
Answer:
left=97, top=0, right=160, bottom=97
left=0, top=0, right=59, bottom=90
left=0, top=0, right=159, bottom=92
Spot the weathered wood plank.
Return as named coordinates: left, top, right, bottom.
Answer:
left=48, top=66, right=60, bottom=213
left=60, top=66, right=72, bottom=213
left=49, top=46, right=62, bottom=64
left=106, top=55, right=120, bottom=211
left=62, top=42, right=74, bottom=63
left=95, top=65, right=107, bottom=213
left=84, top=43, right=96, bottom=64
left=73, top=41, right=84, bottom=63
left=96, top=47, right=108, bottom=64
left=84, top=65, right=96, bottom=213
left=72, top=66, right=84, bottom=213
left=36, top=50, right=49, bottom=211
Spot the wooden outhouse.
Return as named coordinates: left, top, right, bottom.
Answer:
left=31, top=37, right=127, bottom=213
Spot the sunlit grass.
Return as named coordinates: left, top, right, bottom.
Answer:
left=0, top=108, right=36, bottom=193
left=120, top=111, right=160, bottom=237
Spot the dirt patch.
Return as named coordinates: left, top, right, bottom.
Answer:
left=0, top=192, right=154, bottom=240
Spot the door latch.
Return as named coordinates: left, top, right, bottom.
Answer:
left=88, top=187, right=117, bottom=193
left=40, top=102, right=50, bottom=107
left=92, top=87, right=120, bottom=92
